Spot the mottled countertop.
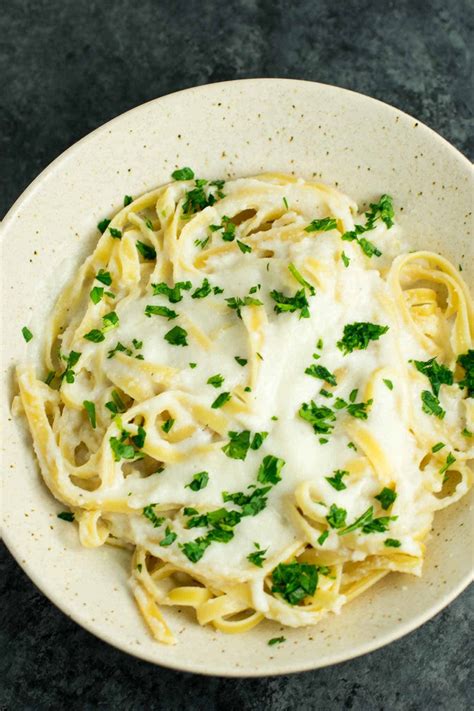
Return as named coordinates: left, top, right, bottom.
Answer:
left=1, top=0, right=472, bottom=709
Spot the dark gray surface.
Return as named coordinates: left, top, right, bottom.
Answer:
left=1, top=0, right=473, bottom=709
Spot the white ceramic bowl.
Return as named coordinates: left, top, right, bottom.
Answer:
left=1, top=79, right=473, bottom=676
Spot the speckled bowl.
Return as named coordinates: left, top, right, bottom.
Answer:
left=1, top=79, right=473, bottom=676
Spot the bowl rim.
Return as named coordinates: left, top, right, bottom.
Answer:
left=1, top=77, right=473, bottom=677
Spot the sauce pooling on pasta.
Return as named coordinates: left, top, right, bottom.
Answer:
left=17, top=171, right=474, bottom=644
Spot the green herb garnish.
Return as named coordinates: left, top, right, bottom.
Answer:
left=305, top=217, right=338, bottom=233
left=185, top=471, right=209, bottom=491
left=375, top=487, right=397, bottom=510
left=144, top=305, right=178, bottom=320
left=172, top=167, right=195, bottom=180
left=421, top=390, right=445, bottom=419
left=21, top=326, right=33, bottom=342
left=325, top=469, right=348, bottom=491
left=136, top=240, right=157, bottom=260
left=305, top=363, right=337, bottom=386
left=164, top=325, right=188, bottom=346
left=271, top=562, right=318, bottom=605
left=83, top=400, right=96, bottom=428
left=211, top=391, right=231, bottom=409
left=257, top=455, right=285, bottom=485
left=337, top=322, right=389, bottom=354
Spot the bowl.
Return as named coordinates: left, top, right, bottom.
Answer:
left=1, top=79, right=473, bottom=676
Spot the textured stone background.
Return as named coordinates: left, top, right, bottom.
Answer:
left=1, top=0, right=473, bottom=708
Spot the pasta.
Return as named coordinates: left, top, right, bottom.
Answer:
left=16, top=171, right=474, bottom=644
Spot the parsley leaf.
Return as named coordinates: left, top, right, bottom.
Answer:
left=136, top=240, right=157, bottom=260
left=305, top=217, right=338, bottom=233
left=83, top=401, right=96, bottom=428
left=96, top=269, right=112, bottom=286
left=384, top=538, right=401, bottom=548
left=164, top=325, right=188, bottom=346
left=123, top=195, right=133, bottom=206
left=421, top=390, right=445, bottom=419
left=326, top=504, right=347, bottom=529
left=288, top=263, right=316, bottom=295
left=61, top=351, right=81, bottom=383
left=192, top=278, right=212, bottom=299
left=84, top=329, right=105, bottom=343
left=325, top=469, right=348, bottom=491
left=143, top=504, right=165, bottom=528
left=299, top=401, right=336, bottom=435
left=57, top=511, right=74, bottom=522
left=109, top=227, right=122, bottom=239
left=90, top=286, right=104, bottom=304
left=151, top=281, right=192, bottom=303
left=226, top=295, right=263, bottom=318
left=375, top=487, right=397, bottom=510
left=317, top=530, right=329, bottom=545
left=235, top=356, right=248, bottom=366
left=250, top=431, right=268, bottom=450
left=222, top=430, right=251, bottom=460
left=439, top=452, right=456, bottom=476
left=185, top=471, right=209, bottom=491
left=270, top=288, right=310, bottom=319
left=172, top=167, right=195, bottom=180
left=144, top=305, right=178, bottom=320
left=271, top=562, right=318, bottom=605
left=161, top=418, right=175, bottom=433
left=180, top=537, right=210, bottom=562
left=412, top=358, right=453, bottom=396
left=268, top=636, right=286, bottom=646
left=247, top=543, right=267, bottom=568
left=305, top=363, right=337, bottom=386
left=211, top=392, right=231, bottom=409
left=431, top=442, right=445, bottom=453
left=207, top=374, right=224, bottom=388
left=337, top=322, right=389, bottom=354
left=257, top=455, right=285, bottom=485
left=159, top=526, right=177, bottom=547
left=383, top=379, right=394, bottom=390
left=222, top=487, right=271, bottom=517
left=341, top=251, right=350, bottom=267
left=21, top=326, right=33, bottom=342
left=237, top=240, right=252, bottom=253
left=110, top=437, right=137, bottom=461
left=98, top=218, right=111, bottom=234
left=457, top=350, right=474, bottom=396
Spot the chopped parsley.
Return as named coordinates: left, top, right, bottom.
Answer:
left=185, top=471, right=209, bottom=491
left=159, top=527, right=177, bottom=547
left=251, top=431, right=268, bottom=450
left=161, top=418, right=175, bottom=433
left=151, top=281, right=192, bottom=303
left=98, top=218, right=111, bottom=234
left=164, top=325, right=188, bottom=346
left=84, top=329, right=105, bottom=343
left=143, top=504, right=165, bottom=528
left=257, top=455, right=285, bottom=485
left=325, top=469, right=348, bottom=491
left=270, top=288, right=310, bottom=319
left=194, top=235, right=210, bottom=249
left=317, top=530, right=329, bottom=545
left=384, top=538, right=401, bottom=548
left=268, top=636, right=286, bottom=646
left=305, top=217, right=338, bottom=233
left=288, top=263, right=316, bottom=295
left=439, top=452, right=456, bottom=476
left=341, top=194, right=394, bottom=257
left=207, top=374, right=224, bottom=388
left=237, top=240, right=252, bottom=253
left=211, top=391, right=231, bottom=409
left=96, top=269, right=112, bottom=286
left=222, top=430, right=251, bottom=460
left=299, top=401, right=336, bottom=435
left=189, top=362, right=197, bottom=369
left=123, top=195, right=133, bottom=206
left=305, top=363, right=337, bottom=386
left=57, top=511, right=74, bottom=522
left=383, top=378, right=394, bottom=390
left=21, top=326, right=33, bottom=342
left=90, top=286, right=104, bottom=304
left=283, top=197, right=289, bottom=209
left=375, top=487, right=397, bottom=510
left=457, top=350, right=474, bottom=396
left=83, top=400, right=96, bottom=428
left=61, top=350, right=81, bottom=383
left=180, top=537, right=210, bottom=562
left=226, top=295, right=263, bottom=318
left=192, top=278, right=212, bottom=299
left=326, top=504, right=347, bottom=529
left=211, top=215, right=236, bottom=241
left=109, top=227, right=122, bottom=239
left=136, top=240, right=157, bottom=260
left=182, top=179, right=222, bottom=215
left=271, top=562, right=318, bottom=605
left=222, top=487, right=271, bottom=517
left=431, top=442, right=445, bottom=453
left=247, top=542, right=267, bottom=568
left=144, top=305, right=178, bottom=320
left=235, top=356, right=248, bottom=366
left=102, top=311, right=119, bottom=332
left=45, top=370, right=56, bottom=386
left=462, top=428, right=473, bottom=438
left=172, top=166, right=195, bottom=180
left=341, top=251, right=350, bottom=267
left=421, top=390, right=445, bottom=419
left=412, top=358, right=453, bottom=396
left=337, top=322, right=389, bottom=354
